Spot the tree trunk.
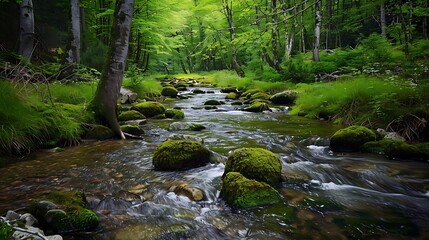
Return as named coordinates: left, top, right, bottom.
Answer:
left=380, top=2, right=387, bottom=38
left=424, top=0, right=428, bottom=38
left=271, top=0, right=282, bottom=71
left=80, top=6, right=87, bottom=51
left=18, top=0, right=34, bottom=61
left=92, top=0, right=134, bottom=140
left=223, top=0, right=245, bottom=77
left=326, top=0, right=333, bottom=49
left=67, top=0, right=81, bottom=64
left=300, top=0, right=306, bottom=53
left=313, top=0, right=321, bottom=62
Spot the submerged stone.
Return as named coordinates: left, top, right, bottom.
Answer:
left=204, top=100, right=223, bottom=105
left=221, top=172, right=282, bottom=208
left=152, top=140, right=211, bottom=170
left=120, top=125, right=144, bottom=135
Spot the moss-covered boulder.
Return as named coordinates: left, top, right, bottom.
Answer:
left=165, top=109, right=185, bottom=119
left=243, top=102, right=271, bottom=112
left=121, top=125, right=144, bottom=135
left=204, top=100, right=223, bottom=105
left=85, top=125, right=114, bottom=140
left=362, top=139, right=429, bottom=161
left=269, top=90, right=298, bottom=104
left=241, top=89, right=264, bottom=99
left=118, top=110, right=146, bottom=121
left=30, top=191, right=99, bottom=234
left=161, top=86, right=179, bottom=98
left=220, top=87, right=238, bottom=93
left=330, top=126, right=377, bottom=152
left=251, top=92, right=271, bottom=101
left=224, top=148, right=281, bottom=185
left=221, top=172, right=282, bottom=208
left=225, top=92, right=238, bottom=100
left=152, top=140, right=211, bottom=170
left=192, top=89, right=205, bottom=94
left=189, top=124, right=206, bottom=131
left=131, top=102, right=166, bottom=118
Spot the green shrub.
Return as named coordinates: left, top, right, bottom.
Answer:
left=359, top=33, right=393, bottom=67
left=409, top=39, right=429, bottom=60
left=0, top=220, right=13, bottom=239
left=81, top=40, right=108, bottom=71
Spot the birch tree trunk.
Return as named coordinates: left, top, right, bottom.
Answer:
left=223, top=0, right=245, bottom=77
left=380, top=2, right=387, bottom=38
left=271, top=0, right=282, bottom=71
left=326, top=0, right=333, bottom=49
left=18, top=0, right=34, bottom=61
left=67, top=0, right=81, bottom=64
left=313, top=0, right=321, bottom=62
left=92, top=0, right=134, bottom=139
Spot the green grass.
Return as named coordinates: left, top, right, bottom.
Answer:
left=123, top=76, right=163, bottom=98
left=47, top=82, right=96, bottom=105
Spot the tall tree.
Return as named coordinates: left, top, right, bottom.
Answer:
left=313, top=0, right=321, bottom=62
left=92, top=0, right=134, bottom=139
left=18, top=0, right=34, bottom=61
left=380, top=1, right=387, bottom=38
left=270, top=0, right=282, bottom=71
left=67, top=0, right=81, bottom=63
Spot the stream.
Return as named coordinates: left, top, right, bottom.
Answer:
left=1, top=87, right=429, bottom=239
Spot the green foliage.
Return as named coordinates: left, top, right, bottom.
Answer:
left=409, top=39, right=429, bottom=60
left=0, top=220, right=14, bottom=240
left=81, top=40, right=108, bottom=71
left=123, top=75, right=163, bottom=99
left=48, top=82, right=96, bottom=105
left=359, top=34, right=393, bottom=67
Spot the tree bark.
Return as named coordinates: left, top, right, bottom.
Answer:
left=80, top=6, right=87, bottom=51
left=67, top=0, right=81, bottom=64
left=223, top=0, right=245, bottom=77
left=92, top=0, right=134, bottom=139
left=18, top=0, right=34, bottom=61
left=271, top=0, right=282, bottom=71
left=313, top=0, right=321, bottom=62
left=380, top=2, right=387, bottom=38
left=326, top=0, right=333, bottom=49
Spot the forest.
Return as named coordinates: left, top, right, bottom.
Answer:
left=0, top=0, right=429, bottom=239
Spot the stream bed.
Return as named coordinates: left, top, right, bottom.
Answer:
left=1, top=87, right=428, bottom=239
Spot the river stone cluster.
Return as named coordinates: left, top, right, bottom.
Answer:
left=152, top=139, right=211, bottom=170
left=221, top=147, right=282, bottom=208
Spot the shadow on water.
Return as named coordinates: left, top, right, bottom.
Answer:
left=0, top=87, right=428, bottom=239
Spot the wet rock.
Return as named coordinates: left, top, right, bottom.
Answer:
left=153, top=140, right=211, bottom=170
left=20, top=213, right=38, bottom=226
left=377, top=128, right=406, bottom=141
left=269, top=90, right=298, bottom=104
left=44, top=208, right=98, bottom=234
left=161, top=86, right=179, bottom=98
left=118, top=110, right=146, bottom=121
left=250, top=92, right=271, bottom=101
left=221, top=172, right=282, bottom=208
left=131, top=102, right=166, bottom=118
left=168, top=182, right=205, bottom=201
left=241, top=89, right=265, bottom=99
left=168, top=134, right=204, bottom=144
left=243, top=102, right=271, bottom=112
left=85, top=125, right=114, bottom=140
left=329, top=125, right=377, bottom=152
left=231, top=101, right=243, bottom=106
left=152, top=113, right=166, bottom=119
left=127, top=184, right=146, bottom=195
left=204, top=100, right=223, bottom=105
left=221, top=87, right=239, bottom=93
left=120, top=125, right=144, bottom=135
left=12, top=226, right=45, bottom=240
left=169, top=122, right=206, bottom=131
left=224, top=147, right=282, bottom=186
left=6, top=210, right=19, bottom=221
left=362, top=139, right=429, bottom=161
left=192, top=89, right=206, bottom=94
left=206, top=90, right=215, bottom=94
left=189, top=124, right=206, bottom=131
left=165, top=109, right=185, bottom=119
left=124, top=119, right=147, bottom=126
left=116, top=190, right=142, bottom=202
left=205, top=105, right=217, bottom=110
left=96, top=197, right=133, bottom=214
left=225, top=92, right=238, bottom=100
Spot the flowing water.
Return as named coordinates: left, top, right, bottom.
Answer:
left=1, top=87, right=428, bottom=239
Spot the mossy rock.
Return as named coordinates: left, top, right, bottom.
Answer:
left=362, top=139, right=429, bottom=161
left=152, top=140, right=211, bottom=170
left=205, top=105, right=217, bottom=110
left=329, top=126, right=377, bottom=152
left=189, top=124, right=206, bottom=131
left=174, top=82, right=188, bottom=89
left=161, top=86, right=179, bottom=98
left=225, top=92, right=238, bottom=100
left=204, top=100, right=223, bottom=105
left=220, top=87, right=238, bottom=93
left=243, top=102, right=271, bottom=112
left=131, top=102, right=166, bottom=118
left=121, top=125, right=144, bottom=135
left=231, top=101, right=243, bottom=106
left=45, top=208, right=99, bottom=234
left=221, top=172, right=282, bottom=208
left=118, top=110, right=146, bottom=121
left=192, top=89, right=205, bottom=94
left=250, top=92, right=271, bottom=101
left=269, top=90, right=298, bottom=104
left=165, top=109, right=185, bottom=119
left=241, top=89, right=264, bottom=99
left=224, top=147, right=282, bottom=185
left=85, top=125, right=114, bottom=140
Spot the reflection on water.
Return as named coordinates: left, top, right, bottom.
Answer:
left=0, top=88, right=428, bottom=239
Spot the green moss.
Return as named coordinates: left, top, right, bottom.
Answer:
left=330, top=126, right=377, bottom=152
left=224, top=147, right=281, bottom=185
left=269, top=90, right=298, bottom=104
left=204, top=100, right=223, bottom=105
left=231, top=101, right=243, bottom=106
left=131, top=101, right=166, bottom=118
left=118, top=110, right=146, bottom=121
left=85, top=125, right=114, bottom=140
left=121, top=125, right=144, bottom=135
left=243, top=102, right=271, bottom=112
left=0, top=221, right=14, bottom=240
left=225, top=92, right=238, bottom=100
left=161, top=86, right=179, bottom=98
left=48, top=191, right=87, bottom=207
left=192, top=89, right=206, bottom=94
left=241, top=89, right=264, bottom=99
left=152, top=140, right=211, bottom=170
left=221, top=172, right=282, bottom=208
left=189, top=124, right=206, bottom=131
left=363, top=139, right=429, bottom=161
left=165, top=109, right=185, bottom=119
left=152, top=114, right=166, bottom=119
left=46, top=208, right=98, bottom=233
left=250, top=92, right=271, bottom=101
